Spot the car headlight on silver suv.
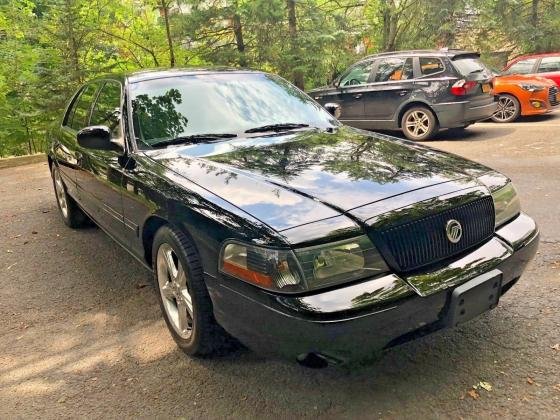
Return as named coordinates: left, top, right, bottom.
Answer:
left=219, top=236, right=388, bottom=293
left=492, top=182, right=521, bottom=228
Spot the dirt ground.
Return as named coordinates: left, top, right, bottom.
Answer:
left=1, top=112, right=559, bottom=419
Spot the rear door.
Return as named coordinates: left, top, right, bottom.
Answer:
left=536, top=56, right=560, bottom=86
left=52, top=88, right=89, bottom=199
left=75, top=80, right=128, bottom=242
left=363, top=57, right=415, bottom=122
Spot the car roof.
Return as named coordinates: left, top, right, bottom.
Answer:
left=507, top=52, right=560, bottom=65
left=89, top=68, right=265, bottom=85
left=362, top=49, right=479, bottom=61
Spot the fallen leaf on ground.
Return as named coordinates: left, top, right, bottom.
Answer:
left=527, top=377, right=535, bottom=385
left=136, top=283, right=149, bottom=289
left=467, top=389, right=480, bottom=400
left=551, top=343, right=560, bottom=351
left=31, top=231, right=38, bottom=234
left=478, top=381, right=492, bottom=391
left=57, top=397, right=66, bottom=404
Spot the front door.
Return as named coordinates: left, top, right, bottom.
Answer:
left=332, top=59, right=375, bottom=127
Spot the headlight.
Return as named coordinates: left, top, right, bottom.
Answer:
left=219, top=236, right=388, bottom=293
left=519, top=83, right=545, bottom=92
left=492, top=182, right=521, bottom=228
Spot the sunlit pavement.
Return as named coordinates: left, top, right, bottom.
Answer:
left=0, top=112, right=559, bottom=418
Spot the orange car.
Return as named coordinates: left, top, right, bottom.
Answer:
left=491, top=73, right=558, bottom=122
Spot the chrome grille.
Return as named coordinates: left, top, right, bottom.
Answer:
left=549, top=86, right=559, bottom=107
left=372, top=196, right=495, bottom=273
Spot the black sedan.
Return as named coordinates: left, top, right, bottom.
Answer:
left=47, top=69, right=538, bottom=366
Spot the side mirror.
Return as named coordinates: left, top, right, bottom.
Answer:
left=324, top=103, right=342, bottom=119
left=77, top=126, right=122, bottom=152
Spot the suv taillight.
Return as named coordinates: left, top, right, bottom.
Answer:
left=451, top=79, right=477, bottom=96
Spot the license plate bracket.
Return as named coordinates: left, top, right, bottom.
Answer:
left=445, top=270, right=502, bottom=328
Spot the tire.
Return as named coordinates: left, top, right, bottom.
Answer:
left=51, top=165, right=89, bottom=228
left=152, top=225, right=232, bottom=356
left=491, top=94, right=520, bottom=123
left=401, top=106, right=438, bottom=141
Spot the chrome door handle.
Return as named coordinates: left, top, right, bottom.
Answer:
left=399, top=90, right=409, bottom=96
left=353, top=93, right=363, bottom=99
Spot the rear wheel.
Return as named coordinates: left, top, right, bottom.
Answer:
left=401, top=106, right=438, bottom=141
left=491, top=94, right=520, bottom=123
left=152, top=225, right=233, bottom=356
left=51, top=165, right=89, bottom=228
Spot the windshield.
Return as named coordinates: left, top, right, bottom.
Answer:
left=130, top=72, right=337, bottom=148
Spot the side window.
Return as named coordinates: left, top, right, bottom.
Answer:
left=71, top=84, right=98, bottom=131
left=419, top=57, right=444, bottom=76
left=538, top=56, right=560, bottom=73
left=339, top=61, right=374, bottom=86
left=90, top=81, right=122, bottom=137
left=63, top=90, right=82, bottom=127
left=505, top=58, right=537, bottom=75
left=373, top=58, right=406, bottom=82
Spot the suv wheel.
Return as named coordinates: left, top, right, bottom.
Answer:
left=401, top=106, right=438, bottom=141
left=152, top=225, right=233, bottom=356
left=491, top=94, right=520, bottom=123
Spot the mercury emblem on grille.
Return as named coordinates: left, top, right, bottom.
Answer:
left=445, top=219, right=463, bottom=243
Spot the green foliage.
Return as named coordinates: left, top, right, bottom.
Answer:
left=0, top=0, right=559, bottom=157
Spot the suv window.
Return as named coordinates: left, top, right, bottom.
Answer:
left=90, top=81, right=122, bottom=137
left=339, top=61, right=374, bottom=86
left=504, top=58, right=537, bottom=75
left=420, top=57, right=444, bottom=76
left=538, top=56, right=560, bottom=73
left=70, top=84, right=98, bottom=130
left=452, top=56, right=488, bottom=76
left=373, top=58, right=408, bottom=82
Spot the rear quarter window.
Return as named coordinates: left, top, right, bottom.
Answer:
left=419, top=57, right=445, bottom=76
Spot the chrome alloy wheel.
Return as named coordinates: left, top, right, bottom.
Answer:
left=494, top=96, right=517, bottom=122
left=405, top=110, right=430, bottom=138
left=156, top=243, right=194, bottom=339
left=53, top=167, right=68, bottom=218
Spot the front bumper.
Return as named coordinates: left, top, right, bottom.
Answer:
left=206, top=213, right=539, bottom=363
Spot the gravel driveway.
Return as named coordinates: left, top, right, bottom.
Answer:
left=1, top=112, right=559, bottom=419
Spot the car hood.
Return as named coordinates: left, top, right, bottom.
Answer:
left=143, top=127, right=492, bottom=232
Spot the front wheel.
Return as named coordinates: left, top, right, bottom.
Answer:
left=401, top=106, right=438, bottom=141
left=491, top=94, right=520, bottom=123
left=152, top=225, right=233, bottom=356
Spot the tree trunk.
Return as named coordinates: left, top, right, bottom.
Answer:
left=64, top=0, right=81, bottom=83
left=381, top=0, right=398, bottom=51
left=161, top=0, right=175, bottom=67
left=287, top=0, right=305, bottom=89
left=232, top=13, right=247, bottom=67
left=531, top=0, right=539, bottom=28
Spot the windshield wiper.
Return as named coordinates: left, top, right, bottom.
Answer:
left=244, top=123, right=310, bottom=133
left=150, top=133, right=237, bottom=148
left=468, top=69, right=485, bottom=75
